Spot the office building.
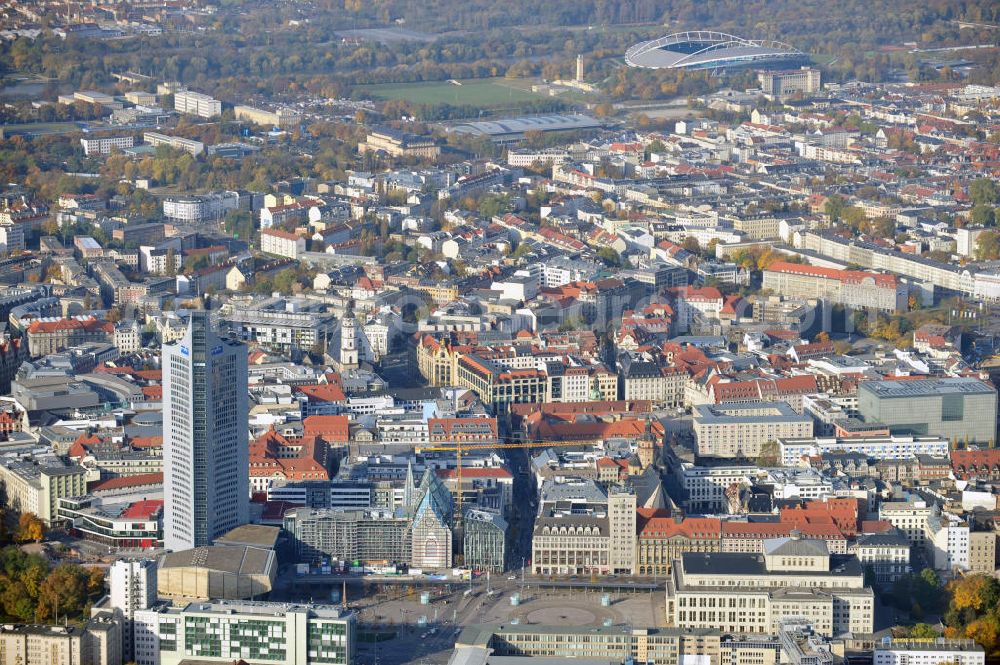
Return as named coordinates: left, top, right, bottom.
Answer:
left=858, top=378, right=997, bottom=444
left=81, top=135, right=135, bottom=156
left=110, top=559, right=157, bottom=660
left=0, top=448, right=87, bottom=524
left=58, top=497, right=163, bottom=549
left=162, top=311, right=249, bottom=551
left=968, top=530, right=996, bottom=574
left=173, top=90, right=221, bottom=118
left=665, top=536, right=874, bottom=637
left=455, top=624, right=720, bottom=665
left=162, top=191, right=239, bottom=222
left=778, top=435, right=949, bottom=466
left=234, top=105, right=301, bottom=129
left=358, top=127, right=440, bottom=159
left=874, top=638, right=984, bottom=665
left=0, top=221, right=24, bottom=254
left=693, top=402, right=813, bottom=459
left=0, top=615, right=123, bottom=665
left=849, top=532, right=911, bottom=585
left=133, top=601, right=353, bottom=665
left=221, top=297, right=336, bottom=354
left=879, top=500, right=934, bottom=546
left=763, top=262, right=905, bottom=312
left=758, top=68, right=822, bottom=96
left=463, top=509, right=508, bottom=573
left=457, top=354, right=546, bottom=415
left=283, top=507, right=411, bottom=565
left=143, top=132, right=205, bottom=156
left=531, top=481, right=640, bottom=576
left=637, top=513, right=721, bottom=577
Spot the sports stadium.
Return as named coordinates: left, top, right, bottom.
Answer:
left=625, top=31, right=809, bottom=71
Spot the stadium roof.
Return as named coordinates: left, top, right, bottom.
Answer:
left=448, top=114, right=601, bottom=139
left=626, top=31, right=808, bottom=71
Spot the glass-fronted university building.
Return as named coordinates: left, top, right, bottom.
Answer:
left=133, top=601, right=354, bottom=665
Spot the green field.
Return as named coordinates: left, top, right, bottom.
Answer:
left=0, top=122, right=80, bottom=137
left=361, top=77, right=547, bottom=106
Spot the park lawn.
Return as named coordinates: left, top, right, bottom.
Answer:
left=361, top=78, right=546, bottom=107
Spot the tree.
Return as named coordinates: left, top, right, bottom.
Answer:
left=909, top=623, right=940, bottom=639
left=597, top=246, right=621, bottom=267
left=965, top=617, right=1000, bottom=654
left=681, top=236, right=701, bottom=254
left=970, top=178, right=999, bottom=207
left=815, top=331, right=830, bottom=343
left=646, top=139, right=666, bottom=156
left=824, top=195, right=847, bottom=222
left=842, top=206, right=868, bottom=232
left=165, top=248, right=177, bottom=278
left=971, top=205, right=996, bottom=227
left=37, top=565, right=89, bottom=622
left=756, top=440, right=780, bottom=467
left=85, top=567, right=105, bottom=596
left=869, top=217, right=897, bottom=238
left=16, top=512, right=44, bottom=543
left=975, top=231, right=1000, bottom=261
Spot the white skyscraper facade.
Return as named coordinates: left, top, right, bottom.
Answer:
left=163, top=311, right=248, bottom=551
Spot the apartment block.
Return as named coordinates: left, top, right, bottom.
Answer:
left=261, top=228, right=306, bottom=259
left=81, top=135, right=135, bottom=156
left=173, top=89, right=221, bottom=118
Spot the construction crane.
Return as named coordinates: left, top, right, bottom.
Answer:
left=416, top=439, right=599, bottom=515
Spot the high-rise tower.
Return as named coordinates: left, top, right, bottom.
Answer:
left=163, top=311, right=248, bottom=551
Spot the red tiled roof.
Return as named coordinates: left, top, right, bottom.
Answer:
left=435, top=468, right=513, bottom=480
left=951, top=449, right=1000, bottom=477
left=26, top=317, right=112, bottom=334
left=766, top=261, right=896, bottom=288
left=262, top=228, right=301, bottom=241
left=130, top=436, right=162, bottom=448
left=638, top=513, right=720, bottom=540
left=295, top=383, right=347, bottom=403
left=141, top=386, right=162, bottom=400
left=120, top=499, right=163, bottom=520
left=860, top=520, right=894, bottom=534
left=302, top=415, right=349, bottom=443
left=90, top=472, right=163, bottom=492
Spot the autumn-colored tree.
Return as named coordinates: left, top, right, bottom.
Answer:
left=37, top=565, right=89, bottom=622
left=86, top=567, right=105, bottom=596
left=16, top=512, right=44, bottom=543
left=950, top=574, right=1000, bottom=613
left=965, top=617, right=1000, bottom=654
